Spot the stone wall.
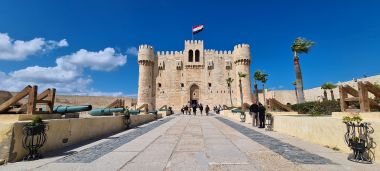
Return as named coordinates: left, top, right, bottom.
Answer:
left=0, top=114, right=161, bottom=163
left=259, top=74, right=380, bottom=105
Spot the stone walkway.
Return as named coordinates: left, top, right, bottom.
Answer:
left=1, top=114, right=379, bottom=171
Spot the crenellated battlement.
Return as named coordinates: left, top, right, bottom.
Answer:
left=233, top=43, right=250, bottom=51
left=157, top=51, right=184, bottom=59
left=139, top=44, right=154, bottom=50
left=138, top=44, right=155, bottom=62
left=185, top=40, right=204, bottom=45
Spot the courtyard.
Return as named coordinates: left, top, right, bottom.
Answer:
left=1, top=113, right=379, bottom=171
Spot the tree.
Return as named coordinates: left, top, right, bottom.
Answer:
left=253, top=70, right=262, bottom=103
left=226, top=77, right=234, bottom=107
left=238, top=72, right=247, bottom=108
left=321, top=84, right=329, bottom=101
left=321, top=82, right=337, bottom=101
left=259, top=72, right=269, bottom=106
left=291, top=37, right=315, bottom=103
left=292, top=81, right=298, bottom=102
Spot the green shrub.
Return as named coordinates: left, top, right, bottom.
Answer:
left=291, top=101, right=340, bottom=115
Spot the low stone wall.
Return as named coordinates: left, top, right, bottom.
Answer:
left=273, top=114, right=380, bottom=163
left=220, top=110, right=380, bottom=163
left=0, top=114, right=161, bottom=163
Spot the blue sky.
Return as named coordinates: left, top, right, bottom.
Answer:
left=0, top=0, right=379, bottom=96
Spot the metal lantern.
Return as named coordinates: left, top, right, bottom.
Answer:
left=22, top=123, right=47, bottom=160
left=344, top=121, right=374, bottom=164
left=240, top=112, right=246, bottom=122
left=265, top=114, right=273, bottom=131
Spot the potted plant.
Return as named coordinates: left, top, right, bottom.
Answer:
left=22, top=116, right=47, bottom=160
left=342, top=115, right=374, bottom=164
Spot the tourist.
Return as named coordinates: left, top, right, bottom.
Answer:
left=181, top=106, right=184, bottom=114
left=192, top=103, right=197, bottom=115
left=189, top=107, right=192, bottom=115
left=258, top=103, right=266, bottom=128
left=199, top=103, right=203, bottom=115
left=185, top=105, right=189, bottom=115
left=249, top=102, right=259, bottom=127
left=205, top=105, right=210, bottom=116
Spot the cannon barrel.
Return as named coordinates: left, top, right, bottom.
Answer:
left=129, top=110, right=140, bottom=115
left=51, top=105, right=92, bottom=114
left=89, top=107, right=125, bottom=116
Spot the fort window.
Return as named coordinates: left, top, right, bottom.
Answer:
left=208, top=83, right=211, bottom=87
left=195, top=50, right=200, bottom=62
left=181, top=83, right=184, bottom=87
left=158, top=83, right=161, bottom=88
left=188, top=50, right=193, bottom=62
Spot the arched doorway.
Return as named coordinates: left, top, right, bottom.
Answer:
left=190, top=84, right=200, bottom=106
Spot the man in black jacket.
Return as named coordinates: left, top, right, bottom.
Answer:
left=258, top=103, right=266, bottom=128
left=249, top=103, right=259, bottom=127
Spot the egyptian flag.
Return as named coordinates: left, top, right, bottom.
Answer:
left=192, top=25, right=204, bottom=35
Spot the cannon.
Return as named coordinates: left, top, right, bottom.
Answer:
left=129, top=109, right=140, bottom=115
left=48, top=105, right=92, bottom=114
left=89, top=107, right=125, bottom=116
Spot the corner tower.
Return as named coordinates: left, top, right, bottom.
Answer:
left=233, top=44, right=253, bottom=106
left=137, top=44, right=156, bottom=110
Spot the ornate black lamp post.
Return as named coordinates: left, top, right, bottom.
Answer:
left=265, top=113, right=273, bottom=131
left=22, top=117, right=47, bottom=160
left=343, top=116, right=374, bottom=164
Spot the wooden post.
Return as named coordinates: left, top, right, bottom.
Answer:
left=27, top=85, right=37, bottom=115
left=47, top=88, right=56, bottom=113
left=358, top=81, right=370, bottom=112
left=339, top=85, right=348, bottom=112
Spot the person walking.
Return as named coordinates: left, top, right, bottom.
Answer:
left=199, top=104, right=204, bottom=115
left=258, top=103, right=266, bottom=128
left=205, top=105, right=210, bottom=116
left=181, top=106, right=184, bottom=115
left=249, top=103, right=259, bottom=127
left=192, top=103, right=197, bottom=115
left=184, top=105, right=188, bottom=115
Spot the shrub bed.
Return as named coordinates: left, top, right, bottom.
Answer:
left=291, top=101, right=341, bottom=115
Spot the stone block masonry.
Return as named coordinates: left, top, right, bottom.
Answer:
left=137, top=40, right=254, bottom=110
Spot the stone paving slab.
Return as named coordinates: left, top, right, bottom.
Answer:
left=215, top=116, right=334, bottom=165
left=55, top=117, right=174, bottom=163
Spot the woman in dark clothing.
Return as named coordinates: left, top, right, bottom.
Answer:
left=258, top=103, right=266, bottom=128
left=249, top=103, right=259, bottom=127
left=205, top=105, right=210, bottom=116
left=199, top=104, right=203, bottom=115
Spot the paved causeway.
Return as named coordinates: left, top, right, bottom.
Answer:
left=1, top=114, right=379, bottom=171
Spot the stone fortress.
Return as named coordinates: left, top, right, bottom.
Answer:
left=137, top=40, right=254, bottom=110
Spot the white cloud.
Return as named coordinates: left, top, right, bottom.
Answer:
left=126, top=46, right=138, bottom=56
left=0, top=33, right=67, bottom=61
left=0, top=47, right=127, bottom=96
left=59, top=48, right=126, bottom=71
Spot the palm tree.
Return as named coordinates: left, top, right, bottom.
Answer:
left=321, top=84, right=328, bottom=101
left=238, top=72, right=247, bottom=108
left=259, top=72, right=269, bottom=105
left=321, top=82, right=337, bottom=101
left=291, top=37, right=315, bottom=103
left=226, top=77, right=234, bottom=107
left=292, top=81, right=298, bottom=102
left=253, top=70, right=263, bottom=103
